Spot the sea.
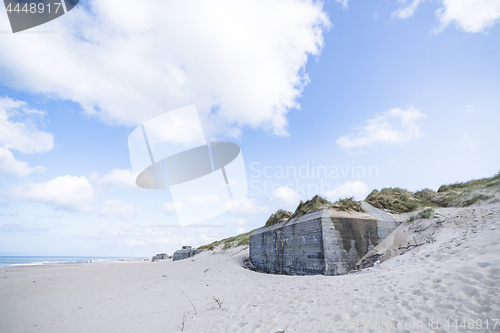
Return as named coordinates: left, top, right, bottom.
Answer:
left=0, top=256, right=138, bottom=268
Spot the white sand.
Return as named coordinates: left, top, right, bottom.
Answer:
left=1, top=204, right=499, bottom=333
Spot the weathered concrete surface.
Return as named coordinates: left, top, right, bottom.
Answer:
left=173, top=246, right=194, bottom=261
left=151, top=253, right=169, bottom=262
left=250, top=210, right=326, bottom=275
left=250, top=202, right=397, bottom=276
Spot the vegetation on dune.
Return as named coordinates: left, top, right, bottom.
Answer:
left=265, top=209, right=292, bottom=227
left=366, top=171, right=500, bottom=213
left=197, top=196, right=367, bottom=250
left=419, top=208, right=434, bottom=219
left=196, top=229, right=256, bottom=251
left=291, top=195, right=366, bottom=219
left=438, top=171, right=500, bottom=193
left=265, top=196, right=366, bottom=227
left=292, top=195, right=332, bottom=219
left=366, top=188, right=421, bottom=213
left=330, top=197, right=365, bottom=212
left=463, top=194, right=494, bottom=207
left=198, top=171, right=499, bottom=252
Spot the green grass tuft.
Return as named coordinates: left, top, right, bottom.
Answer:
left=196, top=229, right=256, bottom=251
left=419, top=208, right=434, bottom=219
left=463, top=194, right=494, bottom=207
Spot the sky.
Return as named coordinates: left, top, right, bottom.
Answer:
left=0, top=0, right=499, bottom=257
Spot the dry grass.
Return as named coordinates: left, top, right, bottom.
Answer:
left=366, top=188, right=420, bottom=213
left=181, top=311, right=190, bottom=331
left=265, top=209, right=292, bottom=227
left=265, top=196, right=366, bottom=227
left=292, top=195, right=332, bottom=218
left=438, top=171, right=500, bottom=193
left=196, top=229, right=256, bottom=251
left=331, top=197, right=365, bottom=212
left=366, top=171, right=500, bottom=213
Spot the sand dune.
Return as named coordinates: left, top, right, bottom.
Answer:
left=1, top=203, right=499, bottom=332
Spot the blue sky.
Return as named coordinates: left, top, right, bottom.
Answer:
left=0, top=0, right=499, bottom=257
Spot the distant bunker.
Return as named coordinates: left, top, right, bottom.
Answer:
left=249, top=203, right=397, bottom=276
left=173, top=246, right=194, bottom=261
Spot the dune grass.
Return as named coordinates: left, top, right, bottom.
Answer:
left=264, top=196, right=366, bottom=227
left=292, top=195, right=366, bottom=218
left=366, top=171, right=500, bottom=213
left=463, top=194, right=494, bottom=207
left=365, top=188, right=421, bottom=213
left=291, top=195, right=332, bottom=219
left=331, top=197, right=365, bottom=212
left=265, top=209, right=292, bottom=227
left=198, top=171, right=499, bottom=251
left=438, top=171, right=500, bottom=193
left=196, top=229, right=256, bottom=251
left=419, top=208, right=434, bottom=219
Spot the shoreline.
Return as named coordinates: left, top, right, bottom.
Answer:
left=0, top=256, right=146, bottom=269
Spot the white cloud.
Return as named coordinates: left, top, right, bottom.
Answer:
left=225, top=198, right=268, bottom=214
left=199, top=234, right=219, bottom=244
left=0, top=97, right=53, bottom=175
left=127, top=239, right=145, bottom=246
left=0, top=97, right=53, bottom=154
left=455, top=131, right=477, bottom=150
left=336, top=0, right=349, bottom=10
left=10, top=175, right=94, bottom=212
left=336, top=106, right=427, bottom=149
left=435, top=0, right=500, bottom=33
left=160, top=201, right=184, bottom=214
left=324, top=181, right=370, bottom=201
left=0, top=1, right=330, bottom=137
left=465, top=105, right=477, bottom=113
left=235, top=227, right=246, bottom=234
left=78, top=224, right=174, bottom=246
left=392, top=0, right=423, bottom=19
left=99, top=199, right=142, bottom=219
left=91, top=168, right=136, bottom=188
left=186, top=194, right=220, bottom=204
left=391, top=0, right=500, bottom=33
left=269, top=186, right=303, bottom=207
left=1, top=223, right=49, bottom=233
left=0, top=147, right=45, bottom=176
left=228, top=218, right=248, bottom=226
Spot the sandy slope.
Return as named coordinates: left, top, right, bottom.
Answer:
left=1, top=204, right=499, bottom=333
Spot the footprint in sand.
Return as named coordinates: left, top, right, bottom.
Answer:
left=460, top=286, right=478, bottom=297
left=477, top=262, right=490, bottom=268
left=464, top=302, right=490, bottom=313
left=479, top=279, right=496, bottom=287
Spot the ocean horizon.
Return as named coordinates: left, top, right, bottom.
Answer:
left=0, top=256, right=140, bottom=268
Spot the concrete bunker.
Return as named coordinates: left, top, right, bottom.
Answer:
left=151, top=253, right=170, bottom=262
left=173, top=246, right=194, bottom=261
left=249, top=202, right=397, bottom=276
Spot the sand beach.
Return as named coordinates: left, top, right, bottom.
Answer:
left=1, top=203, right=499, bottom=333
